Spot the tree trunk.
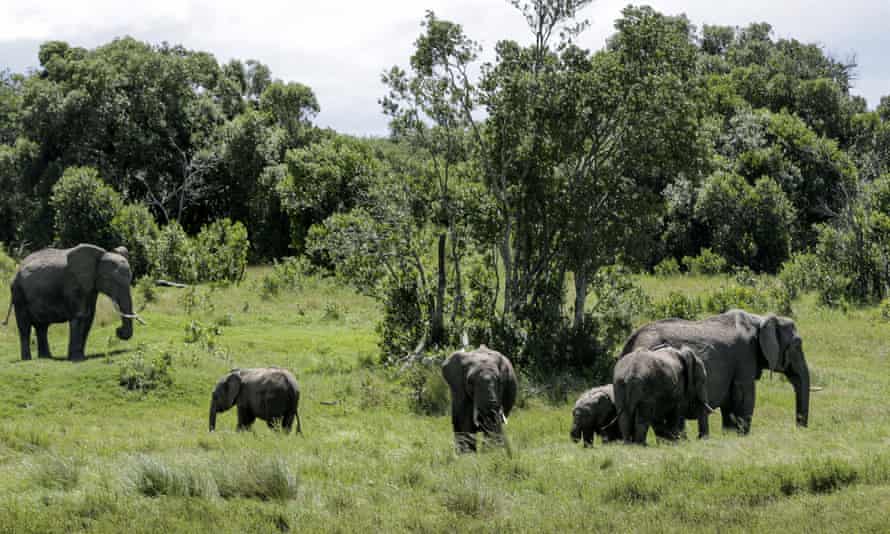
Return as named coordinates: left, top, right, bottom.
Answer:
left=573, top=270, right=588, bottom=330
left=431, top=232, right=447, bottom=346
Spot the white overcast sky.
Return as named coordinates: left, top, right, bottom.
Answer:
left=1, top=0, right=888, bottom=136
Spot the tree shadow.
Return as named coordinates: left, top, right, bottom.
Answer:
left=9, top=348, right=133, bottom=363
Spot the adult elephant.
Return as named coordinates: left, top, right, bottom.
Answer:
left=4, top=244, right=144, bottom=361
left=620, top=309, right=810, bottom=436
left=209, top=367, right=302, bottom=433
left=613, top=345, right=711, bottom=444
left=442, top=345, right=517, bottom=453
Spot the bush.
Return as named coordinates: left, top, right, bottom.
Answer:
left=682, top=248, right=728, bottom=275
left=131, top=456, right=215, bottom=498
left=653, top=257, right=681, bottom=277
left=258, top=256, right=307, bottom=299
left=50, top=166, right=123, bottom=249
left=135, top=277, right=156, bottom=311
left=401, top=359, right=450, bottom=416
left=214, top=456, right=300, bottom=501
left=118, top=346, right=173, bottom=392
left=778, top=252, right=822, bottom=299
left=704, top=278, right=792, bottom=316
left=111, top=203, right=160, bottom=278
left=652, top=291, right=702, bottom=320
left=150, top=221, right=198, bottom=284
left=194, top=218, right=249, bottom=283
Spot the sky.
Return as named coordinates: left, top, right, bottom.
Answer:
left=1, top=0, right=888, bottom=136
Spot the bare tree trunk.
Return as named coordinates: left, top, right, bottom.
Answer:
left=431, top=232, right=447, bottom=346
left=573, top=270, right=588, bottom=330
left=450, top=227, right=464, bottom=323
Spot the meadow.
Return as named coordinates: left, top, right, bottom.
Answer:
left=1, top=268, right=890, bottom=533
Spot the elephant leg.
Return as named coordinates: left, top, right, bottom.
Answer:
left=79, top=305, right=95, bottom=356
left=633, top=414, right=649, bottom=445
left=451, top=396, right=476, bottom=453
left=282, top=413, right=295, bottom=434
left=698, top=412, right=710, bottom=439
left=236, top=406, right=256, bottom=431
left=733, top=381, right=755, bottom=435
left=14, top=306, right=32, bottom=361
left=618, top=411, right=634, bottom=444
left=35, top=324, right=52, bottom=358
left=68, top=318, right=86, bottom=361
left=582, top=428, right=594, bottom=447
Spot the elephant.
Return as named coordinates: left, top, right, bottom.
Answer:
left=570, top=384, right=622, bottom=446
left=3, top=244, right=144, bottom=361
left=613, top=345, right=711, bottom=444
left=620, top=309, right=810, bottom=437
left=442, top=345, right=517, bottom=453
left=209, top=367, right=302, bottom=434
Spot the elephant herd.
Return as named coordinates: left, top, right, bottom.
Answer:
left=3, top=244, right=810, bottom=449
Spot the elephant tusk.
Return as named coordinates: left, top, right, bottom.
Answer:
left=112, top=301, right=147, bottom=325
left=810, top=386, right=824, bottom=392
left=502, top=413, right=508, bottom=426
left=704, top=402, right=717, bottom=414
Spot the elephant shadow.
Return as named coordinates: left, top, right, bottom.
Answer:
left=10, top=348, right=133, bottom=363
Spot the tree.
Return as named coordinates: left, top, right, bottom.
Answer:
left=50, top=166, right=123, bottom=249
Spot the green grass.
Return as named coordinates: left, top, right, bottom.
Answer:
left=2, top=268, right=890, bottom=532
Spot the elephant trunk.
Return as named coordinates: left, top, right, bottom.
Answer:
left=570, top=420, right=582, bottom=442
left=113, top=293, right=135, bottom=340
left=209, top=401, right=217, bottom=432
left=790, top=360, right=810, bottom=428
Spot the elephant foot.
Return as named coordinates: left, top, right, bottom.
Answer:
left=698, top=433, right=709, bottom=440
left=38, top=353, right=52, bottom=359
left=21, top=354, right=32, bottom=361
left=68, top=354, right=86, bottom=362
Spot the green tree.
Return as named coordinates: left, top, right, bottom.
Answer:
left=50, top=166, right=123, bottom=249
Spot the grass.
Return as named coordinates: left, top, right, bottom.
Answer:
left=1, top=268, right=890, bottom=532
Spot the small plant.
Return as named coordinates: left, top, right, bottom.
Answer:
left=778, top=252, right=822, bottom=299
left=184, top=320, right=222, bottom=350
left=682, top=248, right=728, bottom=275
left=653, top=257, right=681, bottom=277
left=178, top=286, right=215, bottom=315
left=131, top=455, right=215, bottom=498
left=704, top=278, right=792, bottom=316
left=401, top=359, right=450, bottom=416
left=214, top=456, right=300, bottom=501
left=257, top=256, right=306, bottom=299
left=118, top=346, right=173, bottom=392
left=135, top=277, right=156, bottom=311
left=32, top=453, right=81, bottom=491
left=652, top=291, right=702, bottom=320
left=322, top=302, right=344, bottom=321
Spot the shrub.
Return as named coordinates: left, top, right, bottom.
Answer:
left=111, top=203, right=160, bottom=278
left=131, top=456, right=215, bottom=498
left=401, top=357, right=450, bottom=416
left=653, top=257, right=680, bottom=277
left=778, top=252, right=822, bottom=299
left=135, top=277, right=156, bottom=311
left=881, top=298, right=890, bottom=321
left=32, top=453, right=81, bottom=491
left=682, top=248, right=728, bottom=275
left=178, top=286, right=215, bottom=315
left=50, top=166, right=124, bottom=249
left=258, top=256, right=306, bottom=299
left=118, top=346, right=173, bottom=392
left=652, top=291, right=702, bottom=320
left=214, top=456, right=299, bottom=501
left=150, top=221, right=198, bottom=284
left=194, top=218, right=249, bottom=283
left=704, top=278, right=792, bottom=316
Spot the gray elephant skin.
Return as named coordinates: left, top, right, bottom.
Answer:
left=570, top=384, right=622, bottom=446
left=621, top=309, right=810, bottom=437
left=442, top=345, right=517, bottom=453
left=4, top=244, right=142, bottom=361
left=209, top=367, right=302, bottom=433
left=613, top=345, right=710, bottom=444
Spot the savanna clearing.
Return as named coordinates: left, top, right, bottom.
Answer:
left=1, top=268, right=889, bottom=533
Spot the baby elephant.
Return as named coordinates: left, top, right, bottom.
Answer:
left=570, top=384, right=622, bottom=446
left=209, top=367, right=302, bottom=433
left=613, top=345, right=711, bottom=444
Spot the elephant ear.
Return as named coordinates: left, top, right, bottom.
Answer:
left=65, top=244, right=107, bottom=294
left=677, top=346, right=697, bottom=395
left=222, top=371, right=242, bottom=408
left=759, top=315, right=782, bottom=371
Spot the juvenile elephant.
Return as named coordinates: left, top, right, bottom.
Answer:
left=442, top=345, right=517, bottom=453
left=621, top=309, right=810, bottom=436
left=613, top=345, right=711, bottom=444
left=3, top=244, right=143, bottom=361
left=570, top=384, right=621, bottom=446
left=209, top=368, right=302, bottom=433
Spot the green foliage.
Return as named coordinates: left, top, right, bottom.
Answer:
left=118, top=346, right=173, bottom=392
left=178, top=286, right=216, bottom=316
left=50, top=166, right=123, bottom=249
left=653, top=257, right=681, bottom=277
left=377, top=281, right=426, bottom=364
left=111, top=203, right=160, bottom=278
left=682, top=248, right=729, bottom=275
left=401, top=359, right=450, bottom=416
left=694, top=172, right=795, bottom=271
left=778, top=252, right=822, bottom=299
left=183, top=320, right=222, bottom=351
left=653, top=291, right=702, bottom=320
left=31, top=453, right=81, bottom=491
left=135, top=277, right=156, bottom=311
left=257, top=256, right=306, bottom=299
left=150, top=221, right=198, bottom=284
left=194, top=218, right=249, bottom=283
left=704, top=278, right=792, bottom=316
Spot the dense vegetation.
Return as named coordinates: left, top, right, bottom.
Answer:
left=3, top=2, right=888, bottom=373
